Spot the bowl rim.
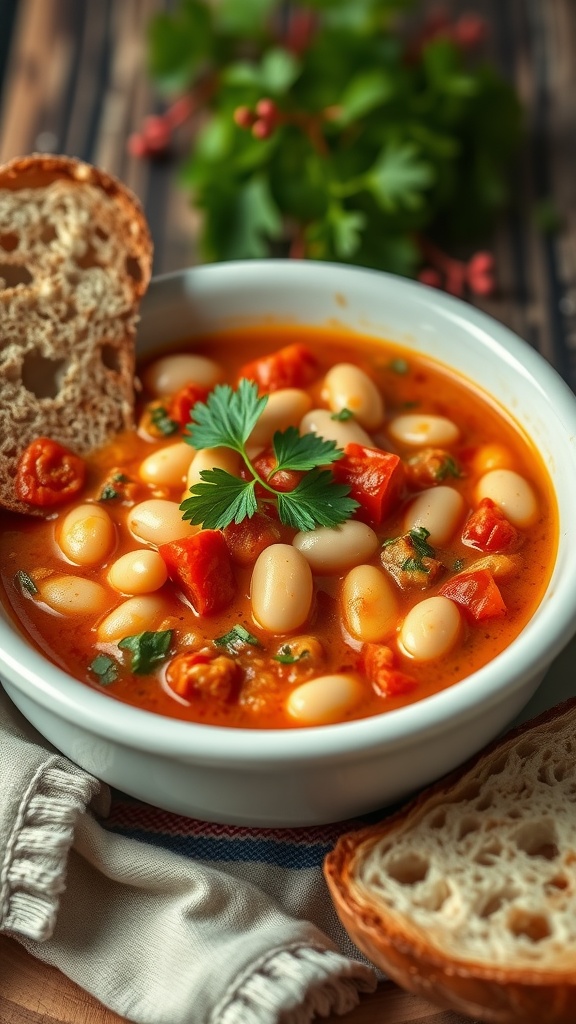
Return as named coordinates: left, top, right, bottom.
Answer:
left=2, top=259, right=576, bottom=765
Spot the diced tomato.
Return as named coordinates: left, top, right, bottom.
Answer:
left=462, top=498, right=519, bottom=552
left=158, top=530, right=235, bottom=615
left=251, top=448, right=304, bottom=493
left=238, top=343, right=319, bottom=392
left=332, top=444, right=405, bottom=525
left=439, top=568, right=506, bottom=622
left=15, top=437, right=86, bottom=508
left=168, top=383, right=210, bottom=428
left=224, top=512, right=281, bottom=565
left=362, top=644, right=418, bottom=697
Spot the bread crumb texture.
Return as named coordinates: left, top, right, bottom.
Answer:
left=0, top=156, right=152, bottom=514
left=353, top=712, right=576, bottom=970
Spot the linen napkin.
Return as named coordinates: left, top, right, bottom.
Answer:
left=0, top=685, right=378, bottom=1024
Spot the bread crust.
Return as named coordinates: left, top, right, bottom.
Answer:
left=0, top=154, right=153, bottom=515
left=324, top=698, right=576, bottom=1024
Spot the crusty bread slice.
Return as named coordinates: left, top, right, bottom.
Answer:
left=324, top=698, right=576, bottom=1024
left=0, top=154, right=153, bottom=515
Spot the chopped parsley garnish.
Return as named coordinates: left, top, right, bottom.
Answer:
left=434, top=456, right=463, bottom=481
left=214, top=624, right=263, bottom=654
left=180, top=379, right=359, bottom=531
left=401, top=556, right=430, bottom=574
left=99, top=473, right=130, bottom=501
left=409, top=526, right=435, bottom=559
left=89, top=654, right=119, bottom=686
left=453, top=558, right=465, bottom=572
left=14, top=570, right=38, bottom=595
left=330, top=408, right=354, bottom=421
left=150, top=405, right=179, bottom=436
left=273, top=645, right=309, bottom=665
left=118, top=629, right=173, bottom=675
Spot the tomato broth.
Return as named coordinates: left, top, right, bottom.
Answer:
left=0, top=324, right=558, bottom=729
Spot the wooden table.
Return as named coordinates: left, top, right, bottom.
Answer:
left=0, top=1, right=574, bottom=1021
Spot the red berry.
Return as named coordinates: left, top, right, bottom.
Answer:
left=143, top=115, right=171, bottom=152
left=255, top=98, right=278, bottom=123
left=469, top=272, right=496, bottom=297
left=418, top=267, right=442, bottom=289
left=454, top=14, right=488, bottom=48
left=233, top=106, right=254, bottom=129
left=468, top=250, right=495, bottom=276
left=166, top=95, right=195, bottom=128
left=252, top=119, right=273, bottom=140
left=127, top=133, right=149, bottom=159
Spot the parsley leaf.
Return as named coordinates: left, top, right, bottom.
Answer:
left=330, top=408, right=354, bottom=421
left=150, top=405, right=179, bottom=436
left=89, top=654, right=119, bottom=686
left=277, top=469, right=359, bottom=531
left=453, top=558, right=465, bottom=572
left=272, top=426, right=342, bottom=472
left=434, top=456, right=462, bottom=481
left=273, top=645, right=309, bottom=665
left=409, top=527, right=435, bottom=559
left=14, top=570, right=38, bottom=595
left=187, top=379, right=268, bottom=451
left=402, top=556, right=431, bottom=574
left=118, top=630, right=173, bottom=675
left=181, top=469, right=258, bottom=528
left=214, top=624, right=263, bottom=654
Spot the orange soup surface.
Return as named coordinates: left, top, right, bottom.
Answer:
left=0, top=325, right=558, bottom=728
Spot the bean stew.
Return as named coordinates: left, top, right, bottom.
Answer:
left=0, top=324, right=558, bottom=729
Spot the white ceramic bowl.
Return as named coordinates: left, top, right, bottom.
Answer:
left=3, top=261, right=576, bottom=826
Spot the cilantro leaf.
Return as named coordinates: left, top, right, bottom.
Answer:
left=118, top=630, right=173, bottom=675
left=181, top=469, right=258, bottom=528
left=272, top=426, right=343, bottom=472
left=277, top=470, right=359, bottom=530
left=89, top=654, right=119, bottom=686
left=187, top=379, right=268, bottom=451
left=214, top=624, right=263, bottom=653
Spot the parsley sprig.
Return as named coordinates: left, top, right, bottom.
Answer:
left=181, top=379, right=359, bottom=531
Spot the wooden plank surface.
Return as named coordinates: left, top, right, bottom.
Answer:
left=0, top=1, right=573, bottom=1022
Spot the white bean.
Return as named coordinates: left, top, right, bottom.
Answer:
left=388, top=413, right=459, bottom=447
left=404, top=486, right=465, bottom=546
left=341, top=564, right=398, bottom=643
left=293, top=521, right=378, bottom=574
left=186, top=447, right=243, bottom=491
left=248, top=388, right=312, bottom=448
left=128, top=499, right=197, bottom=546
left=58, top=504, right=115, bottom=567
left=143, top=354, right=222, bottom=396
left=97, top=595, right=168, bottom=643
left=322, top=363, right=385, bottom=430
left=108, top=550, right=168, bottom=595
left=286, top=673, right=362, bottom=726
left=300, top=408, right=373, bottom=449
left=475, top=469, right=538, bottom=528
left=39, top=576, right=109, bottom=616
left=399, top=596, right=462, bottom=661
left=139, top=442, right=195, bottom=488
left=251, top=544, right=313, bottom=633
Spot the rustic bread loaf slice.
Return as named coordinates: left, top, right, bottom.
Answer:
left=0, top=154, right=153, bottom=515
left=324, top=698, right=576, bottom=1024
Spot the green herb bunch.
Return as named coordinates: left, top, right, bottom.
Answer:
left=142, top=0, right=521, bottom=292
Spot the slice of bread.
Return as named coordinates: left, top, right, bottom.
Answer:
left=0, top=154, right=153, bottom=515
left=324, top=698, right=576, bottom=1024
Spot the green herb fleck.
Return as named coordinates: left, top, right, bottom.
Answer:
left=273, top=645, right=309, bottom=665
left=89, top=654, right=119, bottom=686
left=214, top=623, right=263, bottom=654
left=14, top=570, right=38, bottom=595
left=434, top=456, right=462, bottom=481
left=99, top=475, right=130, bottom=501
left=151, top=405, right=179, bottom=436
left=409, top=526, right=435, bottom=559
left=389, top=358, right=410, bottom=375
left=330, top=408, right=354, bottom=421
left=118, top=630, right=173, bottom=675
left=402, top=557, right=430, bottom=574
left=453, top=558, right=465, bottom=572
